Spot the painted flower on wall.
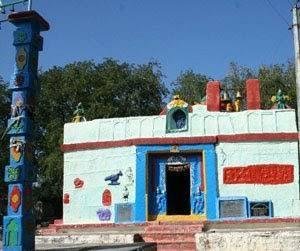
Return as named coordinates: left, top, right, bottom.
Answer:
left=63, top=193, right=70, bottom=204
left=102, top=189, right=112, bottom=206
left=7, top=166, right=20, bottom=182
left=74, top=178, right=84, bottom=188
left=10, top=186, right=21, bottom=212
left=97, top=208, right=111, bottom=221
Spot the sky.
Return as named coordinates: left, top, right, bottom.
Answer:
left=0, top=0, right=296, bottom=86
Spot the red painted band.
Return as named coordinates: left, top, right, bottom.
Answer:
left=61, top=136, right=218, bottom=152
left=223, top=164, right=294, bottom=185
left=218, top=132, right=299, bottom=142
left=61, top=133, right=299, bottom=152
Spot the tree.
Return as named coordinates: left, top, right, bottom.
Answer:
left=222, top=62, right=256, bottom=101
left=33, top=59, right=168, bottom=218
left=0, top=76, right=10, bottom=218
left=258, top=62, right=296, bottom=109
left=171, top=70, right=210, bottom=104
left=171, top=62, right=296, bottom=111
left=223, top=62, right=296, bottom=109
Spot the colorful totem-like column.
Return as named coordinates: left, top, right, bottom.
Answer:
left=2, top=11, right=49, bottom=251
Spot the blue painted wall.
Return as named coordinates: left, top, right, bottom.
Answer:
left=135, top=144, right=218, bottom=222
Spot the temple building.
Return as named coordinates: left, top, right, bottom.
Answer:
left=61, top=79, right=300, bottom=224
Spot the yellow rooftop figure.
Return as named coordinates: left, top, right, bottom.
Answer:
left=167, top=95, right=188, bottom=109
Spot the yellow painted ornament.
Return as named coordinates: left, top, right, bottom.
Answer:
left=167, top=95, right=188, bottom=109
left=16, top=47, right=27, bottom=70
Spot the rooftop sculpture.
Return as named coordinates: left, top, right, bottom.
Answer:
left=271, top=89, right=290, bottom=109
left=72, top=102, right=86, bottom=123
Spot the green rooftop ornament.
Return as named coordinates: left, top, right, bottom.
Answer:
left=271, top=89, right=291, bottom=109
left=166, top=95, right=189, bottom=133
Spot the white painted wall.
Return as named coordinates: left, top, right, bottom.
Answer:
left=63, top=107, right=300, bottom=222
left=63, top=146, right=136, bottom=224
left=64, top=107, right=297, bottom=144
left=216, top=142, right=300, bottom=217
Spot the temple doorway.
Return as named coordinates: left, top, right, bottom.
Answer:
left=147, top=153, right=205, bottom=221
left=166, top=164, right=190, bottom=215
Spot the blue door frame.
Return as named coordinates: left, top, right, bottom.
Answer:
left=135, top=144, right=218, bottom=222
left=148, top=154, right=205, bottom=217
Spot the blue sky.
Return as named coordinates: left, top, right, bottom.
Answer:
left=0, top=0, right=295, bottom=85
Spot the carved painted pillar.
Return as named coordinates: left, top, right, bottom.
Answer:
left=2, top=11, right=49, bottom=251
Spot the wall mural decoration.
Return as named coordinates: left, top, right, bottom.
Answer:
left=104, top=171, right=123, bottom=185
left=223, top=164, right=294, bottom=185
left=14, top=29, right=28, bottom=44
left=7, top=166, right=20, bottom=182
left=156, top=187, right=166, bottom=213
left=191, top=158, right=205, bottom=214
left=73, top=178, right=84, bottom=188
left=192, top=188, right=204, bottom=214
left=16, top=46, right=27, bottom=70
left=122, top=186, right=129, bottom=202
left=10, top=186, right=21, bottom=213
left=7, top=118, right=24, bottom=135
left=125, top=167, right=134, bottom=186
left=11, top=97, right=25, bottom=118
left=102, top=189, right=112, bottom=206
left=14, top=73, right=25, bottom=87
left=63, top=193, right=70, bottom=204
left=4, top=219, right=19, bottom=247
left=10, top=137, right=25, bottom=162
left=97, top=208, right=111, bottom=221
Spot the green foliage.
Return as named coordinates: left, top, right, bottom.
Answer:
left=223, top=62, right=256, bottom=100
left=0, top=76, right=10, bottom=216
left=171, top=62, right=296, bottom=110
left=258, top=62, right=296, bottom=109
left=221, top=62, right=296, bottom=110
left=171, top=70, right=210, bottom=104
left=34, top=59, right=168, bottom=203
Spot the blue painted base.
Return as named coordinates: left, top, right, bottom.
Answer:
left=2, top=215, right=35, bottom=251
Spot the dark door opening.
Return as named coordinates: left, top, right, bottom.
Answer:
left=166, top=164, right=190, bottom=215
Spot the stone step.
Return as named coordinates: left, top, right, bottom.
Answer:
left=53, top=219, right=63, bottom=225
left=37, top=228, right=57, bottom=235
left=35, top=233, right=135, bottom=245
left=145, top=224, right=203, bottom=233
left=156, top=242, right=196, bottom=251
left=150, top=221, right=203, bottom=225
left=141, top=233, right=195, bottom=243
left=48, top=224, right=58, bottom=229
left=143, top=230, right=199, bottom=234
